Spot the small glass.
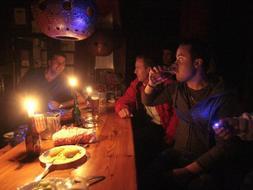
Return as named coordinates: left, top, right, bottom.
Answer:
left=81, top=109, right=104, bottom=142
left=40, top=112, right=61, bottom=140
left=98, top=92, right=106, bottom=114
left=98, top=92, right=106, bottom=105
left=150, top=64, right=176, bottom=84
left=82, top=111, right=99, bottom=126
left=13, top=125, right=28, bottom=145
left=3, top=125, right=28, bottom=146
left=83, top=120, right=103, bottom=142
left=33, top=113, right=47, bottom=133
left=91, top=96, right=99, bottom=114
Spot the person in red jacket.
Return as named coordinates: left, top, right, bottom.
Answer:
left=115, top=54, right=178, bottom=185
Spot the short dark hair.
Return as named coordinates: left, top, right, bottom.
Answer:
left=179, top=39, right=210, bottom=71
left=162, top=42, right=177, bottom=53
left=136, top=54, right=159, bottom=68
left=48, top=51, right=66, bottom=61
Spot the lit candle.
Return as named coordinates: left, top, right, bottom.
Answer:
left=86, top=86, right=93, bottom=96
left=23, top=97, right=41, bottom=156
left=23, top=97, right=44, bottom=132
left=24, top=97, right=37, bottom=117
left=68, top=76, right=78, bottom=88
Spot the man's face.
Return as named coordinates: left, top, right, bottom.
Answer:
left=134, top=58, right=150, bottom=82
left=48, top=55, right=66, bottom=75
left=175, top=45, right=196, bottom=82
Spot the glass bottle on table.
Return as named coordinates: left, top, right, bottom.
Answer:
left=72, top=94, right=82, bottom=126
left=25, top=118, right=41, bottom=157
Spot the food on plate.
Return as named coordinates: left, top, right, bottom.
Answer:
left=40, top=145, right=85, bottom=165
left=62, top=147, right=80, bottom=158
left=18, top=178, right=69, bottom=190
left=48, top=147, right=64, bottom=157
left=52, top=125, right=96, bottom=146
left=3, top=131, right=14, bottom=140
left=32, top=180, right=55, bottom=190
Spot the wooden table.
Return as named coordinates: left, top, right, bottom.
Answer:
left=0, top=105, right=137, bottom=190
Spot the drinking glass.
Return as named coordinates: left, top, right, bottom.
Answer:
left=39, top=112, right=61, bottom=140
left=91, top=95, right=100, bottom=116
left=11, top=124, right=28, bottom=146
left=98, top=91, right=106, bottom=114
left=150, top=64, right=176, bottom=84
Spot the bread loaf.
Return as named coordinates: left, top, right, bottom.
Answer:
left=52, top=125, right=96, bottom=146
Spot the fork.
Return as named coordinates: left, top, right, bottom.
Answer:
left=34, top=158, right=55, bottom=182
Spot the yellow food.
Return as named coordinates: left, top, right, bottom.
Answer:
left=40, top=145, right=84, bottom=165
left=48, top=147, right=64, bottom=157
left=45, top=147, right=81, bottom=163
left=63, top=148, right=80, bottom=158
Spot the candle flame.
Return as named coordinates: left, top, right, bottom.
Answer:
left=24, top=97, right=37, bottom=117
left=86, top=86, right=93, bottom=95
left=68, top=76, right=78, bottom=87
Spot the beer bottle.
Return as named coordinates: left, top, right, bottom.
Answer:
left=72, top=94, right=82, bottom=126
left=25, top=118, right=41, bottom=156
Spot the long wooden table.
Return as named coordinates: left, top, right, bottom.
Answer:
left=0, top=105, right=137, bottom=190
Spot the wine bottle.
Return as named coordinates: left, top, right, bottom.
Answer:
left=72, top=94, right=82, bottom=126
left=25, top=118, right=41, bottom=157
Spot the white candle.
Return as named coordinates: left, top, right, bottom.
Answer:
left=86, top=86, right=93, bottom=96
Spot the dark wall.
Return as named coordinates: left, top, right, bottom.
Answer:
left=210, top=0, right=253, bottom=110
left=120, top=0, right=182, bottom=84
left=120, top=0, right=253, bottom=110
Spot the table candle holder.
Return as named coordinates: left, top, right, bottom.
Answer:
left=25, top=117, right=41, bottom=157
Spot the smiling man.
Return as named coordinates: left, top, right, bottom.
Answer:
left=18, top=52, right=76, bottom=111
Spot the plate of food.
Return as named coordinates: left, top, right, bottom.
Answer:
left=17, top=177, right=69, bottom=190
left=3, top=131, right=14, bottom=142
left=17, top=176, right=105, bottom=190
left=39, top=145, right=86, bottom=165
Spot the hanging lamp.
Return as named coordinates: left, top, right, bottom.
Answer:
left=32, top=0, right=97, bottom=41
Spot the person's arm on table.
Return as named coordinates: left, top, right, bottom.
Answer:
left=48, top=91, right=85, bottom=110
left=115, top=79, right=138, bottom=118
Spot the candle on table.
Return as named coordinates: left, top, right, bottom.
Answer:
left=68, top=76, right=78, bottom=88
left=86, top=86, right=93, bottom=97
left=23, top=97, right=41, bottom=156
left=24, top=97, right=37, bottom=118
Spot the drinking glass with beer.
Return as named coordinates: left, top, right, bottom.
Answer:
left=90, top=93, right=100, bottom=117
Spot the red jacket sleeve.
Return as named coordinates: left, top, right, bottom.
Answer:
left=115, top=78, right=139, bottom=114
left=155, top=79, right=178, bottom=144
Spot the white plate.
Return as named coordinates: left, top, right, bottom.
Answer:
left=17, top=177, right=70, bottom=190
left=39, top=145, right=86, bottom=165
left=3, top=131, right=14, bottom=140
left=17, top=176, right=105, bottom=190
